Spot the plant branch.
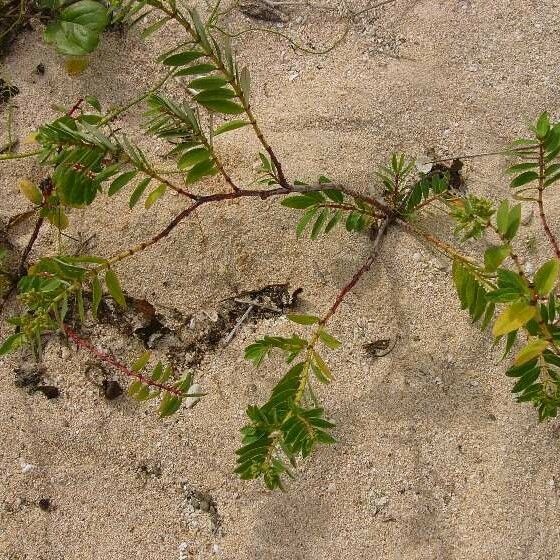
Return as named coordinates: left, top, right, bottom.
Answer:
left=538, top=144, right=560, bottom=259
left=18, top=216, right=44, bottom=275
left=320, top=217, right=389, bottom=324
left=64, top=325, right=185, bottom=396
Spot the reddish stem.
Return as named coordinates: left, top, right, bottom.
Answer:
left=63, top=325, right=184, bottom=396
left=538, top=189, right=560, bottom=259
left=320, top=218, right=389, bottom=324
left=67, top=98, right=84, bottom=117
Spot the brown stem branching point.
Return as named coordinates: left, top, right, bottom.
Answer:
left=64, top=325, right=185, bottom=396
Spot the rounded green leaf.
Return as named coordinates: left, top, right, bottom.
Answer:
left=105, top=269, right=126, bottom=307
left=287, top=313, right=320, bottom=325
left=492, top=301, right=536, bottom=337
left=189, top=76, right=228, bottom=90
left=44, top=0, right=108, bottom=56
left=533, top=259, right=559, bottom=296
left=514, top=338, right=549, bottom=366
left=162, top=51, right=203, bottom=66
left=484, top=245, right=510, bottom=272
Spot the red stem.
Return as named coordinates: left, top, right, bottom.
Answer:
left=67, top=98, right=84, bottom=117
left=320, top=218, right=389, bottom=324
left=63, top=325, right=184, bottom=396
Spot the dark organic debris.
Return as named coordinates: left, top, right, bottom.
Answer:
left=138, top=462, right=162, bottom=479
left=38, top=498, right=52, bottom=511
left=238, top=0, right=288, bottom=22
left=35, top=63, right=45, bottom=75
left=0, top=78, right=19, bottom=103
left=102, top=378, right=123, bottom=400
left=85, top=284, right=300, bottom=369
left=14, top=364, right=43, bottom=389
left=364, top=337, right=397, bottom=358
left=84, top=362, right=123, bottom=400
left=428, top=158, right=466, bottom=195
left=36, top=385, right=60, bottom=399
left=14, top=364, right=60, bottom=398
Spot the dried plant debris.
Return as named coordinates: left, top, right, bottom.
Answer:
left=14, top=363, right=60, bottom=398
left=84, top=362, right=123, bottom=400
left=89, top=284, right=300, bottom=368
left=363, top=337, right=397, bottom=358
left=424, top=158, right=466, bottom=195
left=181, top=484, right=222, bottom=536
left=0, top=79, right=19, bottom=103
left=238, top=0, right=288, bottom=22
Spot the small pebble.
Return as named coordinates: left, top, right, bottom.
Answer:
left=185, top=383, right=202, bottom=409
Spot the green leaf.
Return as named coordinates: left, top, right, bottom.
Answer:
left=18, top=179, right=42, bottom=205
left=194, top=88, right=236, bottom=101
left=132, top=351, right=150, bottom=372
left=515, top=338, right=549, bottom=366
left=507, top=162, right=539, bottom=174
left=536, top=112, right=550, bottom=139
left=85, top=95, right=101, bottom=111
left=178, top=147, right=210, bottom=170
left=281, top=196, right=317, bottom=209
left=296, top=207, right=318, bottom=238
left=510, top=171, right=539, bottom=188
left=159, top=394, right=182, bottom=417
left=484, top=245, right=510, bottom=272
left=324, top=189, right=343, bottom=203
left=44, top=0, right=109, bottom=56
left=186, top=159, right=217, bottom=184
left=162, top=51, right=203, bottom=66
left=189, top=76, right=228, bottom=89
left=0, top=333, right=25, bottom=355
left=109, top=171, right=137, bottom=196
left=239, top=66, right=251, bottom=99
left=198, top=99, right=244, bottom=115
left=495, top=200, right=509, bottom=235
left=287, top=313, right=320, bottom=325
left=105, top=269, right=126, bottom=307
left=213, top=120, right=250, bottom=136
left=534, top=259, right=559, bottom=296
left=145, top=184, right=166, bottom=209
left=129, top=178, right=151, bottom=208
left=174, top=63, right=216, bottom=77
left=140, top=16, right=171, bottom=39
left=310, top=209, right=327, bottom=239
left=318, top=329, right=341, bottom=350
left=492, top=301, right=536, bottom=337
left=504, top=204, right=521, bottom=240
left=91, top=275, right=102, bottom=318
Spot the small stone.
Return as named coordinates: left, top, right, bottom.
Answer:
left=521, top=207, right=533, bottom=226
left=288, top=71, right=299, bottom=82
left=20, top=460, right=35, bottom=474
left=525, top=262, right=535, bottom=275
left=199, top=499, right=210, bottom=512
left=185, top=383, right=202, bottom=409
left=412, top=252, right=422, bottom=262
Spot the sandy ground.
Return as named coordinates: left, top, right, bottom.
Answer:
left=1, top=0, right=560, bottom=558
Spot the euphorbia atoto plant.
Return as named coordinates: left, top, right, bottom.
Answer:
left=1, top=1, right=559, bottom=490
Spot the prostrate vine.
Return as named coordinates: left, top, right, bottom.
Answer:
left=1, top=1, right=560, bottom=490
